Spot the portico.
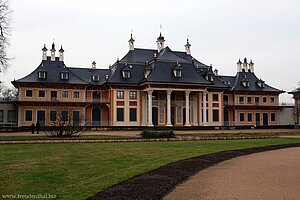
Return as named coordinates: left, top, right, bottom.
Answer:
left=144, top=88, right=208, bottom=127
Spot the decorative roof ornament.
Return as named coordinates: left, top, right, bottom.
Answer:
left=42, top=44, right=47, bottom=52
left=92, top=61, right=96, bottom=69
left=128, top=30, right=135, bottom=50
left=59, top=45, right=64, bottom=53
left=185, top=36, right=191, bottom=55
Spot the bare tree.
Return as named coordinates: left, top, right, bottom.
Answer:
left=44, top=108, right=83, bottom=137
left=0, top=0, right=12, bottom=72
left=0, top=82, right=17, bottom=101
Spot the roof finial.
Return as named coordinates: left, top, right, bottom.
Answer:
left=160, top=24, right=163, bottom=36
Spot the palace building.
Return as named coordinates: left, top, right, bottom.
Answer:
left=12, top=33, right=283, bottom=127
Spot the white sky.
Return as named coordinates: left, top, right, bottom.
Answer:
left=1, top=0, right=299, bottom=102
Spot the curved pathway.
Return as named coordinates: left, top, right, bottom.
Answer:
left=165, top=147, right=300, bottom=200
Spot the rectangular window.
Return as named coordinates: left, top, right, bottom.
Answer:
left=129, top=91, right=137, bottom=99
left=38, top=90, right=46, bottom=97
left=117, top=91, right=124, bottom=99
left=92, top=91, right=100, bottom=100
left=247, top=113, right=253, bottom=122
left=25, top=110, right=33, bottom=121
left=239, top=96, right=244, bottom=103
left=255, top=97, right=260, bottom=103
left=51, top=91, right=57, bottom=98
left=240, top=113, right=245, bottom=122
left=72, top=111, right=80, bottom=123
left=38, top=71, right=47, bottom=79
left=263, top=97, right=267, bottom=103
left=73, top=91, right=80, bottom=99
left=7, top=110, right=16, bottom=122
left=62, top=91, right=68, bottom=98
left=0, top=110, right=3, bottom=122
left=212, top=110, right=219, bottom=122
left=129, top=108, right=137, bottom=122
left=50, top=110, right=57, bottom=122
left=270, top=97, right=275, bottom=103
left=271, top=113, right=276, bottom=121
left=26, top=90, right=33, bottom=97
left=61, top=110, right=68, bottom=121
left=213, top=94, right=219, bottom=101
left=60, top=72, right=69, bottom=80
left=117, top=108, right=124, bottom=121
left=247, top=97, right=252, bottom=104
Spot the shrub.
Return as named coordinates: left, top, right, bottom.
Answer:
left=141, top=129, right=175, bottom=139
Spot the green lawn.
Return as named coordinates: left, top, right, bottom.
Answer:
left=0, top=138, right=299, bottom=199
left=0, top=135, right=138, bottom=141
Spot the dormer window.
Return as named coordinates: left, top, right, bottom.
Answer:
left=173, top=63, right=182, bottom=78
left=206, top=74, right=213, bottom=82
left=60, top=72, right=69, bottom=80
left=241, top=80, right=250, bottom=87
left=38, top=71, right=47, bottom=79
left=122, top=70, right=131, bottom=79
left=92, top=74, right=99, bottom=82
left=173, top=68, right=182, bottom=78
left=256, top=80, right=265, bottom=88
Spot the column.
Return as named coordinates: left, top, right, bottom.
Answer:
left=166, top=90, right=172, bottom=126
left=17, top=106, right=22, bottom=127
left=147, top=90, right=153, bottom=126
left=203, top=92, right=207, bottom=125
left=185, top=90, right=191, bottom=126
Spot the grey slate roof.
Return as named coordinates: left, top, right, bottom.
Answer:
left=219, top=71, right=283, bottom=93
left=15, top=57, right=86, bottom=85
left=14, top=46, right=282, bottom=93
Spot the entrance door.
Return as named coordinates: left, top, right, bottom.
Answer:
left=152, top=107, right=158, bottom=126
left=37, top=110, right=45, bottom=126
left=92, top=107, right=101, bottom=126
left=255, top=113, right=260, bottom=126
left=224, top=109, right=229, bottom=126
left=263, top=113, right=268, bottom=126
left=171, top=106, right=175, bottom=125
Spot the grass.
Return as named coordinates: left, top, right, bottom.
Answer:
left=0, top=138, right=299, bottom=199
left=0, top=135, right=138, bottom=141
left=177, top=131, right=300, bottom=137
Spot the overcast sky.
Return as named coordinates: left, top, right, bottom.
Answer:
left=1, top=0, right=299, bottom=102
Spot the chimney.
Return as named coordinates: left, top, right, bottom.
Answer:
left=237, top=59, right=242, bottom=72
left=156, top=32, right=165, bottom=52
left=50, top=43, right=56, bottom=61
left=243, top=57, right=248, bottom=71
left=185, top=38, right=191, bottom=55
left=42, top=44, right=47, bottom=61
left=59, top=45, right=64, bottom=61
left=249, top=59, right=254, bottom=73
left=128, top=33, right=135, bottom=51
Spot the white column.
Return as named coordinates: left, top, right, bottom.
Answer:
left=17, top=106, right=22, bottom=127
left=203, top=92, right=207, bottom=125
left=147, top=90, right=153, bottom=126
left=185, top=90, right=191, bottom=126
left=166, top=90, right=172, bottom=126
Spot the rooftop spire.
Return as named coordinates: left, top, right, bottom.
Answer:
left=185, top=37, right=191, bottom=55
left=156, top=26, right=165, bottom=52
left=50, top=43, right=56, bottom=61
left=42, top=44, right=47, bottom=61
left=59, top=45, right=64, bottom=61
left=128, top=31, right=135, bottom=51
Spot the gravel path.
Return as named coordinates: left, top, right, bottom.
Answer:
left=165, top=147, right=300, bottom=200
left=88, top=144, right=300, bottom=200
